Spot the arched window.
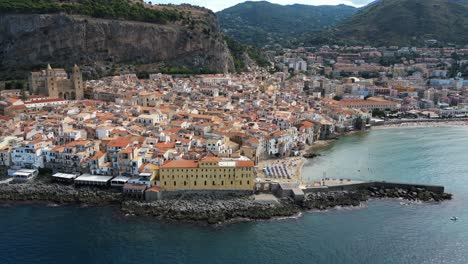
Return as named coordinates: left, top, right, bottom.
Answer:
left=194, top=181, right=197, bottom=186
left=174, top=181, right=176, bottom=186
left=204, top=181, right=207, bottom=186
left=212, top=181, right=215, bottom=186
left=221, top=181, right=224, bottom=186
left=247, top=180, right=250, bottom=185
left=231, top=181, right=233, bottom=185
left=164, top=181, right=166, bottom=186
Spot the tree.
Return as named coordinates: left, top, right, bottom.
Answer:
left=354, top=116, right=364, bottom=130
left=372, top=109, right=385, bottom=118
left=20, top=89, right=27, bottom=101
left=333, top=95, right=342, bottom=101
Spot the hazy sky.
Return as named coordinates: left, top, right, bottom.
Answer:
left=150, top=0, right=375, bottom=12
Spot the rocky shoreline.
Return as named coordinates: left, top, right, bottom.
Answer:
left=0, top=182, right=452, bottom=224
left=0, top=182, right=122, bottom=204
left=121, top=196, right=301, bottom=224
left=122, top=186, right=452, bottom=224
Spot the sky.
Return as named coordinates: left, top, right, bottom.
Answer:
left=150, top=0, right=375, bottom=12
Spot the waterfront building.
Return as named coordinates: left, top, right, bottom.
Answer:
left=74, top=174, right=114, bottom=186
left=338, top=98, right=400, bottom=111
left=11, top=141, right=50, bottom=169
left=159, top=157, right=255, bottom=191
left=44, top=140, right=97, bottom=174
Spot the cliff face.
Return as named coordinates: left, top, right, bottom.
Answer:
left=0, top=11, right=235, bottom=79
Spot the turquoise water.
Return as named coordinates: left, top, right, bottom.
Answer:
left=1, top=127, right=468, bottom=264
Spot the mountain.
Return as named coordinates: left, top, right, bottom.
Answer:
left=217, top=1, right=358, bottom=47
left=0, top=0, right=235, bottom=80
left=314, top=0, right=468, bottom=46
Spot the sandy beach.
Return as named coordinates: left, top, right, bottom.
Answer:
left=373, top=120, right=468, bottom=130
left=255, top=139, right=337, bottom=184
left=256, top=156, right=305, bottom=183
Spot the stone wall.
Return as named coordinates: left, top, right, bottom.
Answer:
left=303, top=181, right=445, bottom=194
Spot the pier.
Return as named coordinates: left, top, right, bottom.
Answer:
left=303, top=179, right=445, bottom=194
left=270, top=178, right=447, bottom=202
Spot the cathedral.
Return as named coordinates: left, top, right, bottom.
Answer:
left=29, top=64, right=84, bottom=100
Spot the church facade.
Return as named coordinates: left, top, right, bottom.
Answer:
left=29, top=64, right=84, bottom=100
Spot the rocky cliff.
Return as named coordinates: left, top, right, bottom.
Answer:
left=0, top=10, right=235, bottom=79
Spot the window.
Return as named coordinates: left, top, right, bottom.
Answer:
left=194, top=181, right=197, bottom=186
left=240, top=181, right=242, bottom=185
left=174, top=181, right=176, bottom=186
left=204, top=181, right=207, bottom=186
left=231, top=181, right=233, bottom=185
left=247, top=181, right=250, bottom=185
left=164, top=181, right=166, bottom=186
left=212, top=181, right=215, bottom=186
left=221, top=181, right=224, bottom=186
left=184, top=181, right=187, bottom=186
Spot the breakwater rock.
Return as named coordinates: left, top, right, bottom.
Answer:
left=121, top=195, right=300, bottom=224
left=302, top=186, right=452, bottom=210
left=0, top=183, right=122, bottom=204
left=302, top=191, right=368, bottom=210
left=366, top=186, right=452, bottom=202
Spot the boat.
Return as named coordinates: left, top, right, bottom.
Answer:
left=450, top=216, right=458, bottom=221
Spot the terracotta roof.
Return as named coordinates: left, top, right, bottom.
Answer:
left=161, top=159, right=198, bottom=169
left=90, top=151, right=105, bottom=160
left=119, top=146, right=133, bottom=154
left=201, top=157, right=220, bottom=162
left=146, top=186, right=160, bottom=192
left=5, top=105, right=26, bottom=110
left=236, top=160, right=254, bottom=167
left=108, top=139, right=132, bottom=148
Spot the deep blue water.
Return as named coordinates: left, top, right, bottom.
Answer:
left=1, top=127, right=468, bottom=264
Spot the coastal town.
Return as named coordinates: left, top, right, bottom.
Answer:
left=1, top=0, right=467, bottom=262
left=0, top=44, right=464, bottom=220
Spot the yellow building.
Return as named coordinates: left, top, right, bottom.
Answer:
left=160, top=157, right=255, bottom=191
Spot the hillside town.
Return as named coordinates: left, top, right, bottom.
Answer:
left=0, top=45, right=467, bottom=201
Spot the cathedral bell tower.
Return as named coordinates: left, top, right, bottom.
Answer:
left=46, top=64, right=59, bottom=98
left=72, top=64, right=84, bottom=100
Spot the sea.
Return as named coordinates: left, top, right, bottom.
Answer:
left=1, top=126, right=468, bottom=264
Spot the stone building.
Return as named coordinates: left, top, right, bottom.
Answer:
left=29, top=64, right=84, bottom=100
left=159, top=157, right=255, bottom=191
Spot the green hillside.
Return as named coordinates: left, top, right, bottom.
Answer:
left=0, top=0, right=182, bottom=24
left=322, top=0, right=468, bottom=46
left=217, top=1, right=358, bottom=47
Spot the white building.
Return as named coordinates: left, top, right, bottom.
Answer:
left=11, top=142, right=46, bottom=169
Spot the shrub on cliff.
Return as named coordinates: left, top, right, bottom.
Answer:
left=0, top=0, right=182, bottom=24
